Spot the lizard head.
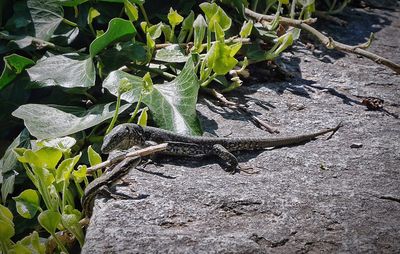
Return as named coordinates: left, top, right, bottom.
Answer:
left=101, top=124, right=145, bottom=154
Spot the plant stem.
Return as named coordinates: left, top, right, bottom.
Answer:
left=128, top=93, right=143, bottom=123
left=0, top=33, right=72, bottom=53
left=105, top=93, right=121, bottom=135
left=207, top=27, right=211, bottom=52
left=52, top=233, right=70, bottom=254
left=62, top=18, right=78, bottom=27
left=139, top=4, right=150, bottom=24
left=1, top=240, right=9, bottom=254
left=128, top=64, right=176, bottom=80
left=200, top=73, right=218, bottom=87
left=83, top=91, right=97, bottom=103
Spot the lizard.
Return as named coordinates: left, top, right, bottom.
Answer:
left=81, top=156, right=141, bottom=218
left=101, top=122, right=342, bottom=172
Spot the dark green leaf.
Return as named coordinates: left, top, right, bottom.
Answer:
left=26, top=53, right=95, bottom=89
left=90, top=18, right=137, bottom=58
left=12, top=103, right=131, bottom=139
left=0, top=129, right=30, bottom=204
left=27, top=0, right=64, bottom=40
left=59, top=0, right=89, bottom=7
left=0, top=54, right=35, bottom=91
left=100, top=42, right=146, bottom=72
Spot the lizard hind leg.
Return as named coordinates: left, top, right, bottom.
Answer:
left=211, top=144, right=240, bottom=173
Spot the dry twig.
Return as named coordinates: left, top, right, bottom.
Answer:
left=87, top=143, right=168, bottom=173
left=245, top=8, right=400, bottom=74
left=203, top=88, right=280, bottom=134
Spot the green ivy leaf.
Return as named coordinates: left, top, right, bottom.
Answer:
left=155, top=44, right=188, bottom=63
left=0, top=204, right=13, bottom=221
left=38, top=210, right=61, bottom=234
left=59, top=0, right=89, bottom=7
left=27, top=0, right=64, bottom=41
left=100, top=42, right=146, bottom=73
left=147, top=22, right=163, bottom=40
left=36, top=137, right=76, bottom=153
left=178, top=11, right=194, bottom=43
left=61, top=205, right=84, bottom=247
left=12, top=103, right=131, bottom=139
left=34, top=148, right=63, bottom=170
left=0, top=204, right=14, bottom=240
left=168, top=8, right=184, bottom=27
left=87, top=146, right=102, bottom=167
left=0, top=54, right=35, bottom=91
left=13, top=231, right=45, bottom=254
left=0, top=218, right=14, bottom=240
left=90, top=18, right=137, bottom=58
left=193, top=14, right=207, bottom=52
left=103, top=57, right=202, bottom=135
left=206, top=41, right=238, bottom=75
left=72, top=165, right=87, bottom=183
left=199, top=2, right=231, bottom=32
left=13, top=189, right=40, bottom=219
left=26, top=53, right=95, bottom=89
left=124, top=0, right=138, bottom=21
left=0, top=129, right=30, bottom=203
left=137, top=107, right=148, bottom=127
left=55, top=154, right=81, bottom=184
left=87, top=7, right=100, bottom=26
left=239, top=20, right=253, bottom=38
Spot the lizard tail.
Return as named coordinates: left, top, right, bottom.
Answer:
left=326, top=121, right=343, bottom=140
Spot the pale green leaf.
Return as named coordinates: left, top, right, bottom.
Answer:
left=0, top=54, right=35, bottom=91
left=12, top=103, right=131, bottom=139
left=168, top=8, right=184, bottom=27
left=13, top=189, right=40, bottom=219
left=88, top=146, right=102, bottom=167
left=38, top=210, right=61, bottom=234
left=155, top=44, right=188, bottom=63
left=103, top=57, right=202, bottom=135
left=27, top=0, right=64, bottom=40
left=26, top=53, right=95, bottom=89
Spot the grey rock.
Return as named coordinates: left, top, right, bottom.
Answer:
left=82, top=7, right=400, bottom=254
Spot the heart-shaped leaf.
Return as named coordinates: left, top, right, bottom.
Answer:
left=12, top=103, right=131, bottom=139
left=0, top=54, right=35, bottom=91
left=90, top=18, right=137, bottom=58
left=103, top=57, right=202, bottom=135
left=27, top=0, right=64, bottom=41
left=38, top=210, right=61, bottom=234
left=87, top=146, right=102, bottom=167
left=26, top=53, right=95, bottom=89
left=13, top=189, right=41, bottom=219
left=206, top=41, right=238, bottom=75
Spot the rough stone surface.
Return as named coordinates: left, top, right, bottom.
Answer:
left=82, top=6, right=400, bottom=254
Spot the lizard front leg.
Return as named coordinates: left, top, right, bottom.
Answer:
left=211, top=144, right=239, bottom=173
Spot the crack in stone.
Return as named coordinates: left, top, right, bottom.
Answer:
left=379, top=195, right=400, bottom=203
